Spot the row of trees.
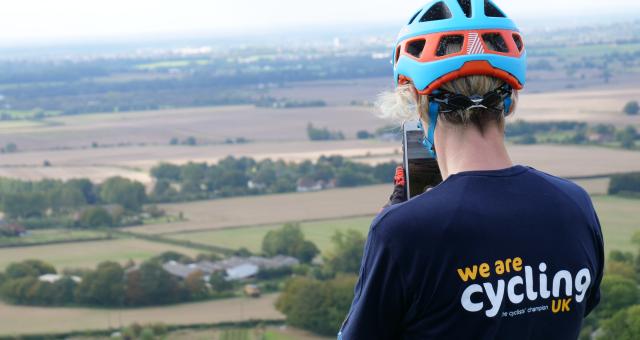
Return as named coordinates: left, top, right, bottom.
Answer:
left=0, top=176, right=146, bottom=230
left=609, top=173, right=640, bottom=197
left=150, top=155, right=397, bottom=202
left=0, top=256, right=234, bottom=307
left=307, top=123, right=345, bottom=141
left=506, top=120, right=639, bottom=149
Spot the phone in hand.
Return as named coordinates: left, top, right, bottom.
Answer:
left=402, top=120, right=443, bottom=199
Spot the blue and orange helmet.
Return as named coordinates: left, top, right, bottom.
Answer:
left=393, top=0, right=526, bottom=95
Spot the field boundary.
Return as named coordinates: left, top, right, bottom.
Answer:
left=0, top=236, right=114, bottom=249
left=158, top=213, right=377, bottom=236
left=112, top=230, right=236, bottom=255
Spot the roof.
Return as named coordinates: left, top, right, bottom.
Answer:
left=162, top=261, right=201, bottom=279
left=226, top=264, right=259, bottom=280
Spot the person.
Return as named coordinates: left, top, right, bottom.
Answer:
left=338, top=1, right=604, bottom=339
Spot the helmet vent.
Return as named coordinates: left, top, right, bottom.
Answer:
left=420, top=2, right=452, bottom=22
left=484, top=0, right=506, bottom=17
left=408, top=10, right=422, bottom=25
left=456, top=0, right=472, bottom=18
left=436, top=35, right=464, bottom=56
left=482, top=33, right=509, bottom=53
left=395, top=45, right=402, bottom=64
left=513, top=34, right=524, bottom=52
left=406, top=39, right=427, bottom=58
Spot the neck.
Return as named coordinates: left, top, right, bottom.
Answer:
left=435, top=123, right=513, bottom=180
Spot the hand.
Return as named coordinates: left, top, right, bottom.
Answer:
left=383, top=166, right=407, bottom=209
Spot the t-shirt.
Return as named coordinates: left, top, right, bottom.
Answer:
left=338, top=166, right=604, bottom=340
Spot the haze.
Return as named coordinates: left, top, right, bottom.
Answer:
left=0, top=0, right=639, bottom=44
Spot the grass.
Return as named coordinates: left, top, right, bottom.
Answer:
left=166, top=195, right=638, bottom=256
left=0, top=229, right=110, bottom=247
left=593, top=195, right=640, bottom=253
left=0, top=238, right=203, bottom=270
left=167, top=216, right=373, bottom=255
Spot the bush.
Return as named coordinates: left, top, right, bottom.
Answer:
left=609, top=173, right=640, bottom=196
left=275, top=275, right=357, bottom=336
left=262, top=223, right=319, bottom=263
left=78, top=206, right=114, bottom=228
left=595, top=275, right=639, bottom=320
left=623, top=101, right=639, bottom=115
left=599, top=305, right=640, bottom=340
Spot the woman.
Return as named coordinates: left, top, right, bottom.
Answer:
left=338, top=1, right=604, bottom=339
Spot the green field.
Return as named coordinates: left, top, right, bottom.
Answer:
left=0, top=229, right=111, bottom=247
left=167, top=216, right=373, bottom=254
left=166, top=195, right=639, bottom=256
left=593, top=195, right=640, bottom=253
left=0, top=238, right=202, bottom=270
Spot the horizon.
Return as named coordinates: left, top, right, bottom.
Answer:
left=0, top=0, right=639, bottom=48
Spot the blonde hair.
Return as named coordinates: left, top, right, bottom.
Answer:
left=376, top=75, right=518, bottom=132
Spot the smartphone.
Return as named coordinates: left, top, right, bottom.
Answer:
left=403, top=120, right=442, bottom=199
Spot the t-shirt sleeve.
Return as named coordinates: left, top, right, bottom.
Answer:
left=338, top=222, right=407, bottom=340
left=585, top=210, right=604, bottom=316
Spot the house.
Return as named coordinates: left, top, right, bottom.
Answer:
left=0, top=220, right=26, bottom=237
left=162, top=261, right=202, bottom=280
left=243, top=284, right=261, bottom=298
left=39, top=274, right=81, bottom=283
left=296, top=178, right=336, bottom=193
left=226, top=263, right=259, bottom=280
left=163, top=255, right=300, bottom=281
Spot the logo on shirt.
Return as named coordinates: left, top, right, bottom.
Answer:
left=456, top=257, right=592, bottom=318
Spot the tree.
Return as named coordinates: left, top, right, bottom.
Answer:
left=75, top=261, right=125, bottom=306
left=209, top=271, right=233, bottom=294
left=275, top=275, right=357, bottom=336
left=262, top=223, right=319, bottom=263
left=78, top=206, right=114, bottom=228
left=99, top=177, right=146, bottom=211
left=326, top=230, right=366, bottom=274
left=4, top=142, right=17, bottom=153
left=594, top=275, right=639, bottom=320
left=184, top=271, right=208, bottom=299
left=150, top=251, right=193, bottom=264
left=356, top=130, right=372, bottom=139
left=623, top=101, right=639, bottom=115
left=128, top=261, right=182, bottom=305
left=151, top=163, right=181, bottom=181
left=5, top=260, right=56, bottom=279
left=599, top=305, right=640, bottom=340
left=616, top=126, right=639, bottom=149
left=609, top=173, right=640, bottom=196
left=1, top=192, right=47, bottom=219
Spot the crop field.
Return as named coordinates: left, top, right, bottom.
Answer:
left=593, top=196, right=640, bottom=253
left=166, top=195, right=639, bottom=255
left=0, top=294, right=283, bottom=336
left=124, top=185, right=390, bottom=235
left=0, top=104, right=386, bottom=151
left=0, top=238, right=202, bottom=270
left=168, top=216, right=373, bottom=254
left=0, top=229, right=110, bottom=247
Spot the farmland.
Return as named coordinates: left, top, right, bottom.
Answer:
left=165, top=194, right=640, bottom=256
left=167, top=216, right=374, bottom=254
left=0, top=238, right=202, bottom=270
left=0, top=294, right=283, bottom=336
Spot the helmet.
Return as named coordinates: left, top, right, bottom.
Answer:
left=393, top=0, right=526, bottom=158
left=393, top=0, right=526, bottom=95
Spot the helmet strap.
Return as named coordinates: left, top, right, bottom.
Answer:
left=421, top=101, right=439, bottom=159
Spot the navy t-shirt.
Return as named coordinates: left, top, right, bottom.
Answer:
left=339, top=166, right=604, bottom=340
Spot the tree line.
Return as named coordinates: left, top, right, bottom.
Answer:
left=150, top=155, right=397, bottom=202
left=0, top=254, right=233, bottom=308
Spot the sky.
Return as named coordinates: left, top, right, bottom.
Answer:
left=0, top=0, right=639, bottom=45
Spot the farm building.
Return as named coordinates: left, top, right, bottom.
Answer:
left=162, top=255, right=299, bottom=281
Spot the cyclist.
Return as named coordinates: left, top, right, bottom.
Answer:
left=338, top=1, right=604, bottom=339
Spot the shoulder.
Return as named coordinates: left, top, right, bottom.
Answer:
left=370, top=178, right=466, bottom=246
left=526, top=167, right=594, bottom=212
